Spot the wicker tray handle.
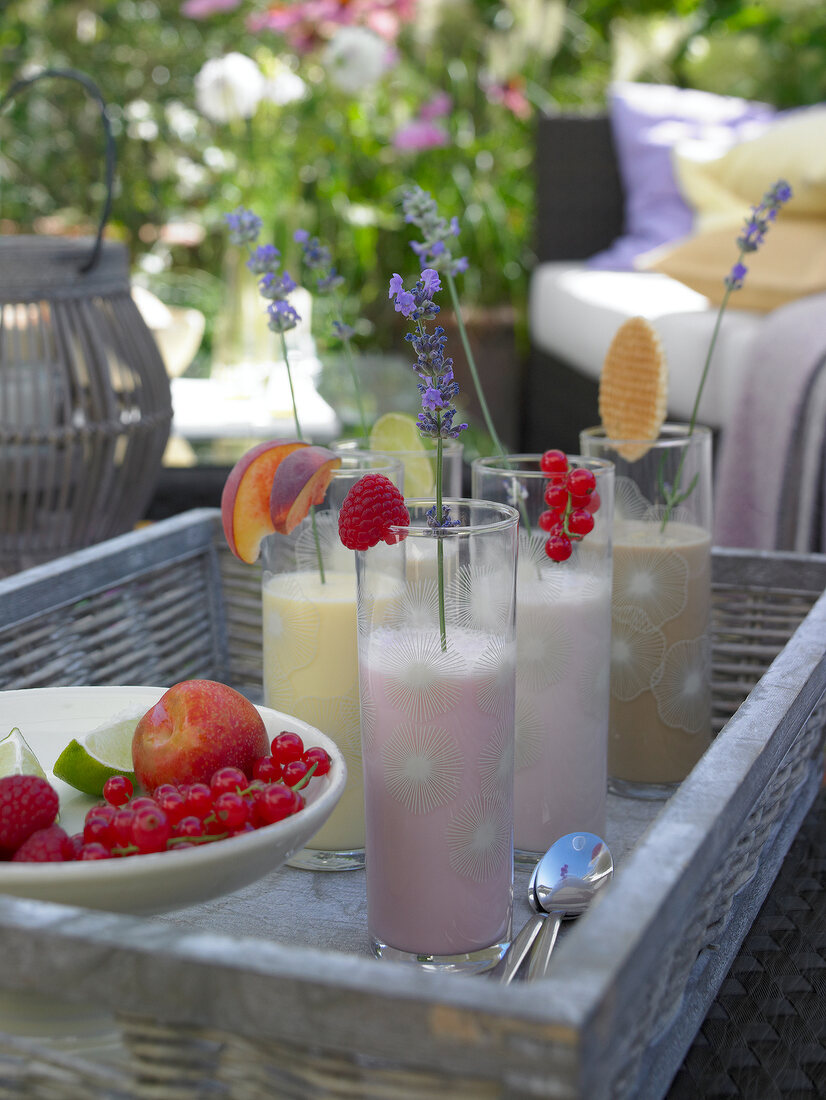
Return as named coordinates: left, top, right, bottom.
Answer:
left=0, top=66, right=116, bottom=274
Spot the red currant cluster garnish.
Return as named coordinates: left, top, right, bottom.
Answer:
left=538, top=449, right=601, bottom=563
left=74, top=731, right=331, bottom=860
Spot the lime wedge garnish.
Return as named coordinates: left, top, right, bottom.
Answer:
left=0, top=727, right=46, bottom=779
left=52, top=709, right=142, bottom=796
left=369, top=412, right=435, bottom=497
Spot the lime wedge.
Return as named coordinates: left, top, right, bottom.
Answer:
left=0, top=727, right=46, bottom=779
left=52, top=709, right=142, bottom=796
left=369, top=412, right=435, bottom=497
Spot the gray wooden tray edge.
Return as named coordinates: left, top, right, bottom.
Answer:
left=0, top=512, right=823, bottom=1100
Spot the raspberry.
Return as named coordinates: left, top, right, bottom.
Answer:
left=12, top=824, right=75, bottom=862
left=338, top=473, right=410, bottom=551
left=0, top=774, right=59, bottom=853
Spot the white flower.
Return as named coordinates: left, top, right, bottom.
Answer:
left=322, top=27, right=390, bottom=95
left=194, top=53, right=266, bottom=124
left=264, top=69, right=307, bottom=107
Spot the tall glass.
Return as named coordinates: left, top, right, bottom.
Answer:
left=472, top=454, right=614, bottom=864
left=580, top=425, right=713, bottom=799
left=356, top=499, right=519, bottom=973
left=260, top=451, right=403, bottom=869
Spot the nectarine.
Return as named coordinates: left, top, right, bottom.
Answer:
left=269, top=446, right=342, bottom=535
left=132, top=680, right=269, bottom=790
left=221, top=439, right=307, bottom=563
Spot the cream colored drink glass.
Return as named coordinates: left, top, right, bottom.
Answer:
left=260, top=451, right=403, bottom=869
left=581, top=425, right=713, bottom=799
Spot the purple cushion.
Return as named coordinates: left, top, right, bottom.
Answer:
left=589, top=82, right=776, bottom=271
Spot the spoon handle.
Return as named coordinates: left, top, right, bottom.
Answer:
left=525, top=912, right=563, bottom=980
left=493, top=913, right=545, bottom=984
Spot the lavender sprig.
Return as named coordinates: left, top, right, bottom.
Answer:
left=402, top=186, right=505, bottom=455
left=390, top=267, right=467, bottom=650
left=224, top=207, right=326, bottom=581
left=294, top=229, right=369, bottom=442
left=660, top=179, right=793, bottom=529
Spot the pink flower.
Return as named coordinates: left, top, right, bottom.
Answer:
left=419, top=92, right=451, bottom=121
left=485, top=78, right=532, bottom=120
left=181, top=0, right=241, bottom=17
left=392, top=119, right=448, bottom=152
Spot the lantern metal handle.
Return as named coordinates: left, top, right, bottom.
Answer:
left=0, top=66, right=116, bottom=274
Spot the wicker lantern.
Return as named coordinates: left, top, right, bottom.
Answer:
left=0, top=69, right=173, bottom=574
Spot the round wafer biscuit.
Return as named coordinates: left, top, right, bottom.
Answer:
left=598, top=316, right=668, bottom=461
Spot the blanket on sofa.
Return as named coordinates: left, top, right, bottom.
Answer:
left=713, top=292, right=826, bottom=553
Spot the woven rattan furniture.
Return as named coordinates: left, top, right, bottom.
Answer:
left=0, top=509, right=823, bottom=1098
left=0, top=69, right=172, bottom=576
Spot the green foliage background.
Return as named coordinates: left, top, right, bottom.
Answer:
left=0, top=0, right=823, bottom=370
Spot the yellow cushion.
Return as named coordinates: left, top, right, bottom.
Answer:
left=636, top=219, right=826, bottom=311
left=674, top=105, right=826, bottom=230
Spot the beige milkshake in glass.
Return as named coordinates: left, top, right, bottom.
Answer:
left=581, top=425, right=713, bottom=799
left=261, top=451, right=403, bottom=869
left=472, top=454, right=614, bottom=863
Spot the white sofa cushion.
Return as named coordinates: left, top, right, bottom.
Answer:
left=529, top=262, right=764, bottom=429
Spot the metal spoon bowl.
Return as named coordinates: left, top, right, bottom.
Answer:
left=495, top=832, right=614, bottom=984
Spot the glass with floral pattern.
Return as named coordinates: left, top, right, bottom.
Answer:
left=473, top=453, right=614, bottom=864
left=355, top=499, right=519, bottom=972
left=580, top=425, right=713, bottom=799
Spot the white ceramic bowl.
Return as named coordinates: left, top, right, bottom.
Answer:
left=0, top=686, right=346, bottom=915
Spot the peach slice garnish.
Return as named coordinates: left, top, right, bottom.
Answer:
left=221, top=439, right=308, bottom=563
left=269, top=446, right=342, bottom=535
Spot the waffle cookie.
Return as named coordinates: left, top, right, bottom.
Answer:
left=598, top=316, right=668, bottom=461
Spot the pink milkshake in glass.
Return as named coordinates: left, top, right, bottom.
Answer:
left=355, top=499, right=519, bottom=973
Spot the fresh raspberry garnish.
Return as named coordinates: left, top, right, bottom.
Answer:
left=0, top=774, right=59, bottom=853
left=12, top=824, right=75, bottom=862
left=338, top=473, right=410, bottom=551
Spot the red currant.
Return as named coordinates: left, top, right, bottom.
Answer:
left=131, top=806, right=171, bottom=854
left=155, top=789, right=188, bottom=827
left=256, top=784, right=296, bottom=824
left=282, top=759, right=311, bottom=788
left=79, top=842, right=111, bottom=860
left=302, top=747, right=331, bottom=778
left=112, top=808, right=136, bottom=848
left=174, top=815, right=205, bottom=839
left=543, top=484, right=568, bottom=510
left=271, top=731, right=304, bottom=765
left=545, top=533, right=573, bottom=562
left=567, top=468, right=596, bottom=497
left=213, top=792, right=249, bottom=830
left=103, top=775, right=133, bottom=807
left=152, top=784, right=179, bottom=801
left=569, top=493, right=592, bottom=510
left=538, top=510, right=558, bottom=532
left=210, top=766, right=247, bottom=798
left=585, top=490, right=601, bottom=515
left=130, top=796, right=159, bottom=814
left=253, top=755, right=282, bottom=784
left=185, top=783, right=214, bottom=820
left=540, top=449, right=568, bottom=475
left=568, top=509, right=595, bottom=536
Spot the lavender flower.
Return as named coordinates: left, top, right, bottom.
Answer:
left=258, top=270, right=298, bottom=300
left=225, top=207, right=262, bottom=246
left=246, top=244, right=281, bottom=275
left=294, top=228, right=368, bottom=439
left=661, top=178, right=793, bottom=529
left=401, top=187, right=468, bottom=277
left=401, top=186, right=503, bottom=454
left=267, top=299, right=302, bottom=333
left=389, top=268, right=467, bottom=528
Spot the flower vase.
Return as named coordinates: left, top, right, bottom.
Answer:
left=472, top=454, right=614, bottom=863
left=260, top=451, right=403, bottom=870
left=580, top=425, right=713, bottom=799
left=355, top=499, right=519, bottom=972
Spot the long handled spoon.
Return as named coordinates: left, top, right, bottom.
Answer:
left=495, top=832, right=614, bottom=984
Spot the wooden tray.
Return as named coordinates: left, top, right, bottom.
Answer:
left=0, top=510, right=824, bottom=1099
